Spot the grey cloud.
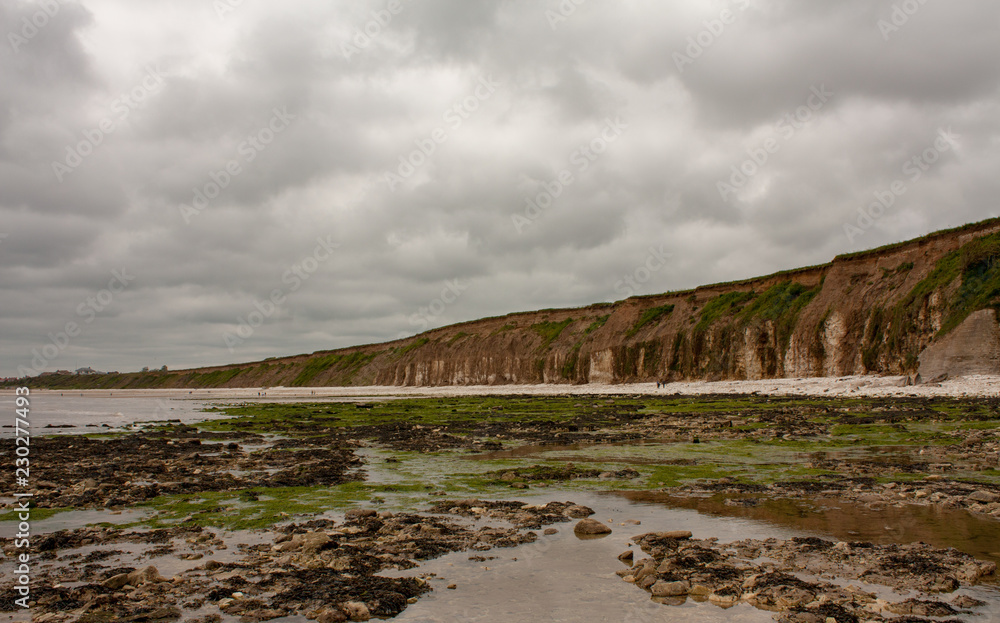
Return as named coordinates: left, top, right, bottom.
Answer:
left=1, top=0, right=999, bottom=376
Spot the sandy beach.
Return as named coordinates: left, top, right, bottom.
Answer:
left=7, top=373, right=996, bottom=401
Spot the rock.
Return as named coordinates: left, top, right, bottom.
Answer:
left=774, top=588, right=815, bottom=609
left=300, top=531, right=332, bottom=552
left=124, top=566, right=166, bottom=587
left=635, top=530, right=692, bottom=541
left=543, top=528, right=558, bottom=535
left=952, top=595, right=987, bottom=608
left=102, top=573, right=130, bottom=590
left=564, top=505, right=595, bottom=518
left=651, top=580, right=690, bottom=597
left=202, top=560, right=224, bottom=570
left=344, top=508, right=378, bottom=521
left=632, top=562, right=658, bottom=582
left=618, top=550, right=634, bottom=565
left=314, top=607, right=348, bottom=623
left=137, top=607, right=181, bottom=620
left=341, top=601, right=370, bottom=621
left=447, top=584, right=457, bottom=589
left=917, top=309, right=1000, bottom=381
left=708, top=591, right=740, bottom=606
left=574, top=518, right=612, bottom=537
left=689, top=584, right=711, bottom=596
left=887, top=599, right=959, bottom=617
left=967, top=490, right=1000, bottom=504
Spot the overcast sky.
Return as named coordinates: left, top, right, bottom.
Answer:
left=1, top=0, right=999, bottom=377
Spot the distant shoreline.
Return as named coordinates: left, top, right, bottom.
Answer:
left=5, top=374, right=998, bottom=399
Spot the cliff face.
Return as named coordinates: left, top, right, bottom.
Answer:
left=24, top=218, right=1000, bottom=389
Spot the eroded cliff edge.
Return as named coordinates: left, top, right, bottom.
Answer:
left=23, top=218, right=1000, bottom=388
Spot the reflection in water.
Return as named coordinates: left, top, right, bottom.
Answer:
left=391, top=491, right=782, bottom=623
left=620, top=490, right=1000, bottom=570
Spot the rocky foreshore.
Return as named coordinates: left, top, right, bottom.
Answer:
left=2, top=499, right=590, bottom=622
left=4, top=392, right=1000, bottom=622
left=618, top=530, right=997, bottom=622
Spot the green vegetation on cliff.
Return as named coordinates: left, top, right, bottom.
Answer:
left=882, top=231, right=1000, bottom=365
left=531, top=319, right=574, bottom=350
left=628, top=304, right=675, bottom=337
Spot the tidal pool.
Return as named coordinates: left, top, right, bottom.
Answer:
left=387, top=491, right=1000, bottom=622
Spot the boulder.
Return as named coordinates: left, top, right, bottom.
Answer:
left=918, top=309, right=1000, bottom=380
left=300, top=532, right=332, bottom=553
left=967, top=490, right=999, bottom=504
left=574, top=518, right=612, bottom=537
